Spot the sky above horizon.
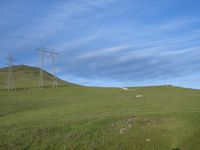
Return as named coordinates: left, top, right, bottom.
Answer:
left=0, top=0, right=200, bottom=89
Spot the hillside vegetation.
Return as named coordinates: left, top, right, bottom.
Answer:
left=0, top=65, right=74, bottom=90
left=0, top=66, right=199, bottom=150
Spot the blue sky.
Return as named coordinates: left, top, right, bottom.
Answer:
left=0, top=0, right=200, bottom=88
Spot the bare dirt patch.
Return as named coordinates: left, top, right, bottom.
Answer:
left=110, top=116, right=162, bottom=135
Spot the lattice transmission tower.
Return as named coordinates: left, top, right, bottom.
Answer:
left=6, top=53, right=16, bottom=91
left=50, top=49, right=59, bottom=88
left=36, top=48, right=59, bottom=90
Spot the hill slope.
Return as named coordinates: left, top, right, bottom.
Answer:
left=0, top=65, right=199, bottom=149
left=0, top=65, right=76, bottom=89
left=0, top=85, right=199, bottom=150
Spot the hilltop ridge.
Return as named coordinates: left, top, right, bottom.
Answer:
left=0, top=65, right=76, bottom=89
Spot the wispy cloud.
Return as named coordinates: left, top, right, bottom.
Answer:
left=54, top=35, right=99, bottom=53
left=79, top=45, right=133, bottom=59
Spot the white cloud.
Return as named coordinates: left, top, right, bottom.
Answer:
left=79, top=45, right=133, bottom=59
left=156, top=18, right=197, bottom=31
left=54, top=35, right=99, bottom=53
left=1, top=0, right=116, bottom=51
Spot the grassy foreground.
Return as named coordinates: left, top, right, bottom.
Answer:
left=0, top=85, right=199, bottom=150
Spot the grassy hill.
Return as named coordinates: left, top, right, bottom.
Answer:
left=0, top=65, right=75, bottom=90
left=0, top=66, right=199, bottom=150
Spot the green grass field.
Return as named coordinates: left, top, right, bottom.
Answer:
left=0, top=66, right=200, bottom=150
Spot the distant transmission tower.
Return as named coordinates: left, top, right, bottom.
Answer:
left=36, top=49, right=46, bottom=90
left=6, top=53, right=16, bottom=91
left=50, top=49, right=59, bottom=88
left=36, top=48, right=59, bottom=90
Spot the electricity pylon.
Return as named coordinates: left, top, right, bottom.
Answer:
left=36, top=48, right=59, bottom=90
left=6, top=53, right=16, bottom=91
left=36, top=49, right=45, bottom=90
left=50, top=49, right=59, bottom=88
